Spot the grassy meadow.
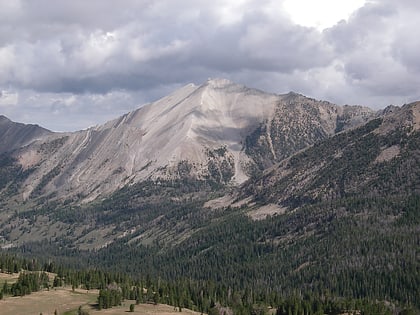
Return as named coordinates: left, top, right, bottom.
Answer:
left=0, top=273, right=203, bottom=315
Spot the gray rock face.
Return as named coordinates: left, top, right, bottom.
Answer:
left=244, top=92, right=374, bottom=173
left=2, top=79, right=375, bottom=202
left=0, top=115, right=51, bottom=154
left=233, top=100, right=420, bottom=211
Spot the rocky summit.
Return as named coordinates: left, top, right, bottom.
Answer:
left=0, top=79, right=374, bottom=203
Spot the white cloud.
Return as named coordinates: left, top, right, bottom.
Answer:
left=0, top=90, right=18, bottom=107
left=75, top=30, right=119, bottom=69
left=0, top=45, right=16, bottom=82
left=283, top=0, right=366, bottom=30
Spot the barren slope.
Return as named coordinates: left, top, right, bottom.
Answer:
left=3, top=79, right=374, bottom=202
left=0, top=115, right=51, bottom=154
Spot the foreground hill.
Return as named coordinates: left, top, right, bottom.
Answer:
left=0, top=286, right=201, bottom=315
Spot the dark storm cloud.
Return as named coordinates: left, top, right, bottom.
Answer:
left=0, top=0, right=419, bottom=131
left=0, top=0, right=333, bottom=94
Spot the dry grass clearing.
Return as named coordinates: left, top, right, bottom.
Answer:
left=0, top=287, right=97, bottom=315
left=89, top=301, right=203, bottom=315
left=0, top=272, right=20, bottom=286
left=247, top=203, right=286, bottom=221
left=0, top=286, right=203, bottom=315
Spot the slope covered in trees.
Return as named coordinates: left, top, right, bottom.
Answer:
left=0, top=254, right=416, bottom=315
left=1, top=101, right=419, bottom=313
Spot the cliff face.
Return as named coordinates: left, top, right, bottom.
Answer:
left=243, top=92, right=373, bottom=172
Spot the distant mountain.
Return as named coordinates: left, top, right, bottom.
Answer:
left=0, top=79, right=374, bottom=203
left=0, top=115, right=51, bottom=154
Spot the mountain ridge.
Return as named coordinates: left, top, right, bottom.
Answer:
left=0, top=79, right=376, bottom=203
left=1, top=82, right=419, bottom=309
left=225, top=100, right=420, bottom=217
left=0, top=115, right=52, bottom=155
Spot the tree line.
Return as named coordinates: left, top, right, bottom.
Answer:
left=0, top=253, right=417, bottom=314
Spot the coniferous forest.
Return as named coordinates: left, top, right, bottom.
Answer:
left=1, top=108, right=420, bottom=314
left=0, top=253, right=417, bottom=315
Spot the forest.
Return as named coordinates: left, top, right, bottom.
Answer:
left=0, top=253, right=417, bottom=315
left=1, top=109, right=419, bottom=314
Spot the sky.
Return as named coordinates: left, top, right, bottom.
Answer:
left=1, top=0, right=420, bottom=131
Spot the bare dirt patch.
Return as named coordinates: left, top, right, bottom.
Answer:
left=204, top=195, right=255, bottom=210
left=375, top=145, right=400, bottom=163
left=412, top=102, right=420, bottom=130
left=247, top=204, right=287, bottom=221
left=76, top=225, right=116, bottom=250
left=17, top=149, right=42, bottom=169
left=231, top=196, right=254, bottom=209
left=204, top=195, right=235, bottom=209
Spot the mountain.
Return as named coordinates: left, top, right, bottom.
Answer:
left=79, top=100, right=417, bottom=307
left=227, top=101, right=420, bottom=213
left=0, top=79, right=373, bottom=203
left=1, top=80, right=419, bottom=310
left=0, top=115, right=51, bottom=154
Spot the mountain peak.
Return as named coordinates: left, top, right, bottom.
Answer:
left=205, top=78, right=235, bottom=87
left=0, top=115, right=52, bottom=154
left=1, top=80, right=379, bottom=201
left=0, top=114, right=11, bottom=123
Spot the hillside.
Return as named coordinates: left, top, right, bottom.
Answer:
left=236, top=101, right=420, bottom=209
left=0, top=115, right=51, bottom=154
left=0, top=82, right=419, bottom=311
left=0, top=79, right=373, bottom=204
left=10, top=100, right=418, bottom=307
left=0, top=80, right=378, bottom=251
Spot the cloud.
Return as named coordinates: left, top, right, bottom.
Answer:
left=322, top=0, right=420, bottom=104
left=0, top=90, right=18, bottom=107
left=0, top=0, right=419, bottom=130
left=0, top=1, right=333, bottom=93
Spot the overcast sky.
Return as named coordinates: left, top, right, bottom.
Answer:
left=1, top=0, right=419, bottom=131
